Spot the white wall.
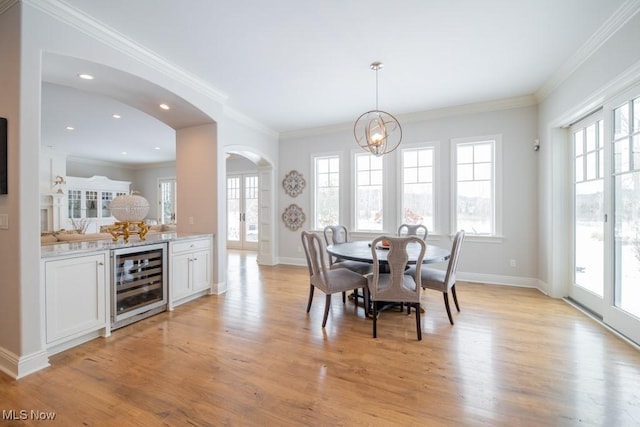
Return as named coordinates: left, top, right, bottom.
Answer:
left=0, top=1, right=25, bottom=377
left=278, top=102, right=539, bottom=285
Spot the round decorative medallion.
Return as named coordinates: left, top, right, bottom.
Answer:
left=282, top=204, right=305, bottom=231
left=282, top=170, right=306, bottom=197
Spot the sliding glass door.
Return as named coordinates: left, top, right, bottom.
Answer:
left=571, top=86, right=640, bottom=345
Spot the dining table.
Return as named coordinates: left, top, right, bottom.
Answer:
left=326, top=240, right=450, bottom=266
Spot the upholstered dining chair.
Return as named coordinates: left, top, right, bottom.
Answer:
left=405, top=230, right=465, bottom=325
left=397, top=223, right=428, bottom=241
left=323, top=225, right=373, bottom=276
left=367, top=235, right=426, bottom=340
left=301, top=230, right=368, bottom=328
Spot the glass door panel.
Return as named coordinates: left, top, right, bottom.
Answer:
left=614, top=171, right=640, bottom=319
left=159, top=179, right=177, bottom=224
left=244, top=175, right=259, bottom=245
left=227, top=176, right=241, bottom=245
left=605, top=91, right=640, bottom=345
left=571, top=117, right=604, bottom=313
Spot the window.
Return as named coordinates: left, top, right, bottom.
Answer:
left=159, top=178, right=177, bottom=224
left=313, top=155, right=340, bottom=229
left=354, top=152, right=383, bottom=231
left=401, top=146, right=435, bottom=232
left=452, top=136, right=500, bottom=235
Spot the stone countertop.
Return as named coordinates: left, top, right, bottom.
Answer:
left=40, top=232, right=213, bottom=259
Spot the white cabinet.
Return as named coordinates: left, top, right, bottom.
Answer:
left=43, top=251, right=109, bottom=353
left=169, top=236, right=212, bottom=309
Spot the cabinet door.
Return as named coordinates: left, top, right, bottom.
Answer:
left=190, top=250, right=211, bottom=292
left=170, top=252, right=192, bottom=300
left=45, top=253, right=106, bottom=344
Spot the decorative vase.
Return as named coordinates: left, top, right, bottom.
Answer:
left=110, top=192, right=150, bottom=222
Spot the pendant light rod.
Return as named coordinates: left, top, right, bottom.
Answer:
left=371, top=61, right=382, bottom=110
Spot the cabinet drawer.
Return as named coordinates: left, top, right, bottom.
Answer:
left=171, top=238, right=211, bottom=254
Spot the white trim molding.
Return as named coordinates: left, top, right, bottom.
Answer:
left=0, top=346, right=50, bottom=380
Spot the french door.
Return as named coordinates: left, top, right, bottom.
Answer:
left=227, top=174, right=259, bottom=250
left=572, top=85, right=640, bottom=344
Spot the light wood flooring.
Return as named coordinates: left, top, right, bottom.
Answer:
left=1, top=251, right=640, bottom=426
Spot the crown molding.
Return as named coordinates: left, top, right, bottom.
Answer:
left=0, top=0, right=17, bottom=15
left=223, top=105, right=278, bottom=138
left=279, top=95, right=538, bottom=141
left=536, top=0, right=640, bottom=101
left=399, top=95, right=537, bottom=123
left=24, top=0, right=228, bottom=105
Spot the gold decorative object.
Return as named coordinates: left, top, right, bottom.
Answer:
left=108, top=192, right=151, bottom=242
left=108, top=221, right=150, bottom=243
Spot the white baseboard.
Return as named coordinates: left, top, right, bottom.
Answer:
left=278, top=257, right=545, bottom=293
left=212, top=280, right=227, bottom=295
left=0, top=346, right=50, bottom=380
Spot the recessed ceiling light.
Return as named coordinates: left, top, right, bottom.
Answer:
left=78, top=73, right=94, bottom=80
left=154, top=146, right=161, bottom=150
left=121, top=151, right=127, bottom=155
left=65, top=126, right=74, bottom=131
left=112, top=114, right=121, bottom=119
left=159, top=103, right=170, bottom=110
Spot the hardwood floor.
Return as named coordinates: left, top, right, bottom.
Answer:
left=2, top=251, right=640, bottom=426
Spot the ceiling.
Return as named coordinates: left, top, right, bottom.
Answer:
left=40, top=0, right=629, bottom=165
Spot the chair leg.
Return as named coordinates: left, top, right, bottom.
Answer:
left=451, top=284, right=460, bottom=312
left=306, top=285, right=315, bottom=313
left=342, top=291, right=346, bottom=304
left=372, top=299, right=378, bottom=338
left=415, top=302, right=422, bottom=340
left=364, top=287, right=371, bottom=318
left=322, top=294, right=332, bottom=328
left=443, top=292, right=454, bottom=325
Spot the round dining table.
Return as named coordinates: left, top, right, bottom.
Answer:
left=326, top=240, right=450, bottom=266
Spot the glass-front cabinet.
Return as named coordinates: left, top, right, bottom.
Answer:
left=64, top=176, right=130, bottom=233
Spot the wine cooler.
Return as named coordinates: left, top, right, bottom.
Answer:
left=111, top=243, right=167, bottom=329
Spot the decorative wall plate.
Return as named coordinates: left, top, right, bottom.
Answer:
left=282, top=170, right=305, bottom=197
left=282, top=204, right=305, bottom=231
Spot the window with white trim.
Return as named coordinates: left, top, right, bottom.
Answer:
left=354, top=152, right=383, bottom=232
left=313, top=155, right=340, bottom=229
left=452, top=136, right=500, bottom=235
left=401, top=146, right=435, bottom=232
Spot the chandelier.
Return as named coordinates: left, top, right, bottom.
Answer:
left=354, top=62, right=402, bottom=156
